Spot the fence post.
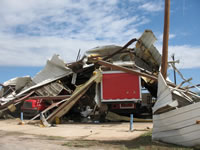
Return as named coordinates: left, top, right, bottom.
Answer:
left=19, top=112, right=25, bottom=125
left=130, top=114, right=134, bottom=131
left=21, top=112, right=24, bottom=122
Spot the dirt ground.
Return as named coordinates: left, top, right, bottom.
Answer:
left=0, top=119, right=193, bottom=150
left=0, top=119, right=152, bottom=141
left=0, top=119, right=153, bottom=150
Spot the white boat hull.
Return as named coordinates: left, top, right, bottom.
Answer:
left=152, top=73, right=200, bottom=147
left=153, top=102, right=200, bottom=147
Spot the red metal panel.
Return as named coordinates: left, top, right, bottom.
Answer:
left=102, top=72, right=141, bottom=101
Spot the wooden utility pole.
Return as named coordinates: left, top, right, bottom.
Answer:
left=161, top=0, right=170, bottom=79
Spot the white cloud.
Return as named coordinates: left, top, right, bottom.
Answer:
left=169, top=34, right=176, bottom=39
left=0, top=0, right=199, bottom=70
left=0, top=33, right=112, bottom=66
left=139, top=1, right=163, bottom=12
left=0, top=0, right=149, bottom=67
left=155, top=44, right=200, bottom=69
left=158, top=33, right=176, bottom=42
left=0, top=0, right=145, bottom=40
left=168, top=45, right=200, bottom=69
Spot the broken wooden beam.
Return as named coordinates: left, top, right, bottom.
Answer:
left=0, top=91, right=35, bottom=110
left=29, top=98, right=68, bottom=121
left=46, top=70, right=102, bottom=123
left=97, top=60, right=158, bottom=81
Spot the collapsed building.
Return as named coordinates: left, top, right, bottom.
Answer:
left=0, top=30, right=162, bottom=123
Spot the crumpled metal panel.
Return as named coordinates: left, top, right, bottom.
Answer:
left=33, top=54, right=72, bottom=84
left=0, top=54, right=72, bottom=105
left=47, top=69, right=102, bottom=123
left=3, top=76, right=32, bottom=91
left=135, top=30, right=161, bottom=71
left=152, top=73, right=176, bottom=114
left=85, top=45, right=122, bottom=57
left=138, top=30, right=157, bottom=49
left=85, top=45, right=131, bottom=62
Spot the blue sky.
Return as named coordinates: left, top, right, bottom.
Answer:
left=0, top=0, right=199, bottom=88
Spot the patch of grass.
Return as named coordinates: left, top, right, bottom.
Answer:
left=46, top=136, right=65, bottom=140
left=0, top=131, right=25, bottom=136
left=99, top=131, right=194, bottom=150
left=62, top=140, right=99, bottom=148
left=59, top=131, right=197, bottom=149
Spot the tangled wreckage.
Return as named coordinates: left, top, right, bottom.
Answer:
left=1, top=29, right=200, bottom=147
left=152, top=73, right=200, bottom=147
left=0, top=30, right=160, bottom=123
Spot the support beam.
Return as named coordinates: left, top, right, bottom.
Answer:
left=28, top=95, right=71, bottom=100
left=47, top=70, right=102, bottom=123
left=97, top=60, right=158, bottom=81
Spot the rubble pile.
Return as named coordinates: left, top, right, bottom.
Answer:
left=0, top=30, right=161, bottom=123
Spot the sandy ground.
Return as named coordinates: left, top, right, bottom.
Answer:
left=0, top=119, right=153, bottom=149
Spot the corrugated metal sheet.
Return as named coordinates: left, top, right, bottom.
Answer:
left=85, top=45, right=131, bottom=62
left=33, top=54, right=72, bottom=84
left=0, top=54, right=73, bottom=103
left=85, top=45, right=122, bottom=57
left=152, top=73, right=177, bottom=114
left=35, top=81, right=65, bottom=96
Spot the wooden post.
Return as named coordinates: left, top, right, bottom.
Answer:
left=161, top=0, right=170, bottom=79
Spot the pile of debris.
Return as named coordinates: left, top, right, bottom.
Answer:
left=0, top=30, right=161, bottom=124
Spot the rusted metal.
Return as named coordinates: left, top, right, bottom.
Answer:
left=97, top=60, right=158, bottom=81
left=103, top=38, right=137, bottom=61
left=161, top=0, right=170, bottom=79
left=196, top=120, right=200, bottom=124
left=28, top=95, right=71, bottom=100
left=0, top=91, right=34, bottom=110
left=14, top=91, right=35, bottom=103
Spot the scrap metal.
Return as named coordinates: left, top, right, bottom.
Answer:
left=1, top=30, right=189, bottom=124
left=47, top=69, right=102, bottom=123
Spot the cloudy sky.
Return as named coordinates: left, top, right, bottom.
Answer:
left=0, top=0, right=199, bottom=85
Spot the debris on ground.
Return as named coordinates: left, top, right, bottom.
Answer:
left=0, top=30, right=199, bottom=126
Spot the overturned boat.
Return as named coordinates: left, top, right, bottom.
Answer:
left=152, top=73, right=200, bottom=147
left=152, top=0, right=200, bottom=147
